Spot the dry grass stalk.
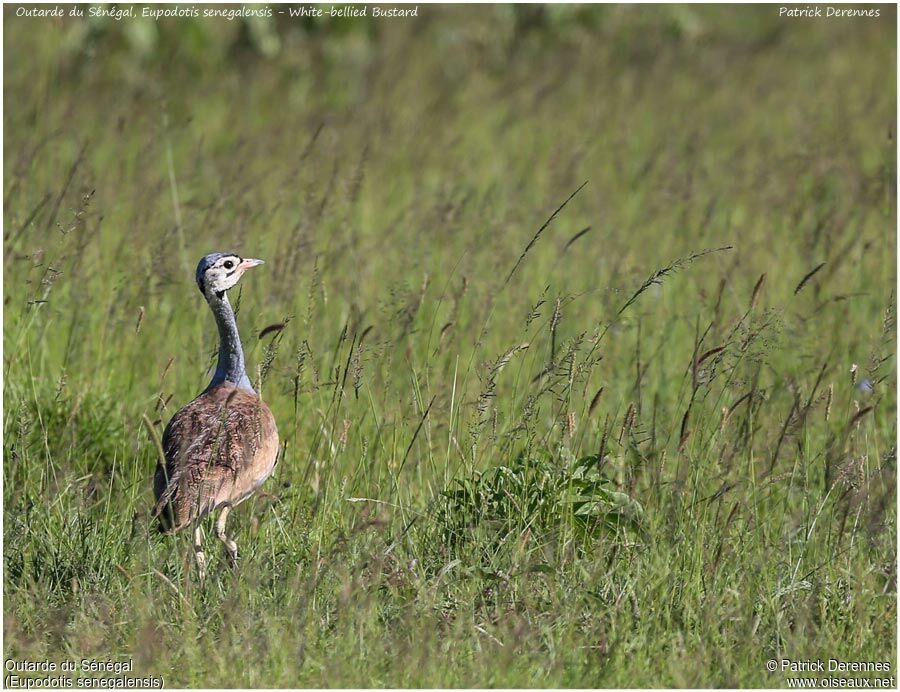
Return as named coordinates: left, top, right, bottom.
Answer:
left=617, top=246, right=733, bottom=317
left=794, top=262, right=826, bottom=295
left=504, top=181, right=588, bottom=287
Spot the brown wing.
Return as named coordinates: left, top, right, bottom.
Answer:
left=154, top=383, right=279, bottom=533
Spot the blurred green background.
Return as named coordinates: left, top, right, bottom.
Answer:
left=4, top=4, right=896, bottom=688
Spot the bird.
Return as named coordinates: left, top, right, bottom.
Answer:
left=153, top=252, right=279, bottom=584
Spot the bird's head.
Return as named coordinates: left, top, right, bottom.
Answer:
left=195, top=252, right=264, bottom=299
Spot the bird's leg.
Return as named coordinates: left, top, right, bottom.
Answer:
left=192, top=524, right=207, bottom=587
left=215, top=504, right=238, bottom=568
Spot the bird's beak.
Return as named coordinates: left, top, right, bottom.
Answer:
left=240, top=258, right=265, bottom=270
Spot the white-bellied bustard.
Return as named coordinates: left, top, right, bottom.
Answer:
left=153, top=252, right=279, bottom=584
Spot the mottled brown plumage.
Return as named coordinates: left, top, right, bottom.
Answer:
left=153, top=383, right=279, bottom=533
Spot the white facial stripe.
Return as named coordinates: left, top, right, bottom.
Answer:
left=221, top=257, right=241, bottom=272
left=203, top=256, right=247, bottom=297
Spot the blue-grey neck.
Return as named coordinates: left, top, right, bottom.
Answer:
left=206, top=291, right=255, bottom=394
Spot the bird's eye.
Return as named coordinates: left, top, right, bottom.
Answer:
left=223, top=260, right=234, bottom=270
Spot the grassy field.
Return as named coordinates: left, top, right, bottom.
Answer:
left=3, top=5, right=897, bottom=687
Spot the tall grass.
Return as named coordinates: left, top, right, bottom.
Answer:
left=3, top=6, right=896, bottom=687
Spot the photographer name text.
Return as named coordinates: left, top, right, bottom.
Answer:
left=779, top=6, right=880, bottom=18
